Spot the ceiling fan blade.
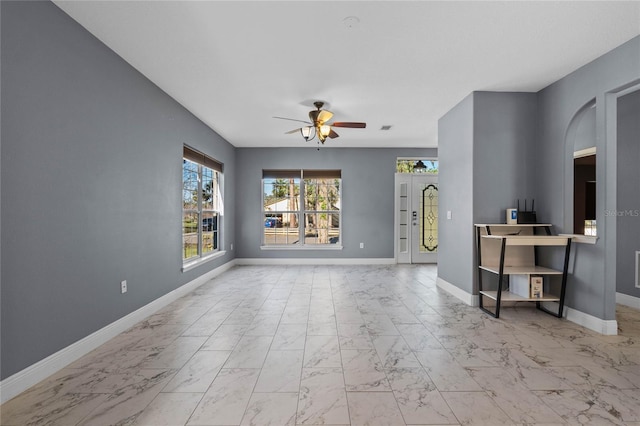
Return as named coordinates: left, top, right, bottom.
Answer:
left=317, top=110, right=334, bottom=124
left=285, top=128, right=302, bottom=134
left=273, top=116, right=312, bottom=125
left=331, top=122, right=366, bottom=128
left=328, top=129, right=339, bottom=139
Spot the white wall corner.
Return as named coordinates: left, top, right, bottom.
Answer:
left=616, top=292, right=640, bottom=310
left=0, top=260, right=237, bottom=404
left=436, top=276, right=478, bottom=306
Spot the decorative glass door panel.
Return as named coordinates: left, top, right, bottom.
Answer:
left=418, top=183, right=438, bottom=253
left=395, top=174, right=438, bottom=264
left=412, top=176, right=437, bottom=263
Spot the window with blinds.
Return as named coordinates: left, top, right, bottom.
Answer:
left=182, top=146, right=222, bottom=262
left=262, top=170, right=341, bottom=246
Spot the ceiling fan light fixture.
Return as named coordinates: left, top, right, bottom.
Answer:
left=300, top=126, right=313, bottom=141
left=319, top=125, right=331, bottom=137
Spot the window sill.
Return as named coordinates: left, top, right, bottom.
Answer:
left=182, top=250, right=226, bottom=272
left=260, top=245, right=343, bottom=251
left=559, top=234, right=598, bottom=244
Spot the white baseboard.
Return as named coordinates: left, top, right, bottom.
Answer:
left=235, top=258, right=396, bottom=266
left=0, top=260, right=237, bottom=404
left=436, top=276, right=478, bottom=306
left=616, top=292, right=640, bottom=309
left=564, top=305, right=618, bottom=335
left=435, top=277, right=618, bottom=335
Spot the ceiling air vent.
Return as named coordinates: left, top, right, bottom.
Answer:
left=380, top=125, right=392, bottom=131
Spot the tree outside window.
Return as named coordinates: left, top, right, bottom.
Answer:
left=183, top=146, right=222, bottom=263
left=263, top=170, right=341, bottom=246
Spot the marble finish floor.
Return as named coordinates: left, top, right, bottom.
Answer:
left=2, top=265, right=640, bottom=425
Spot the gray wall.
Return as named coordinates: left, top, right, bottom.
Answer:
left=536, top=35, right=640, bottom=320
left=573, top=105, right=597, bottom=152
left=235, top=147, right=435, bottom=259
left=617, top=89, right=640, bottom=298
left=1, top=1, right=235, bottom=379
left=473, top=92, right=538, bottom=223
left=437, top=94, right=474, bottom=293
left=439, top=36, right=640, bottom=321
left=437, top=92, right=537, bottom=294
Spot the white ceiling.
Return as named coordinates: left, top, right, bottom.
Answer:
left=54, top=1, right=640, bottom=149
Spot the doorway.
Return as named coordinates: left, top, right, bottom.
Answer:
left=395, top=174, right=438, bottom=263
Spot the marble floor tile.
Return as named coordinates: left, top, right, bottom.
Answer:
left=414, top=349, right=482, bottom=391
left=4, top=265, right=640, bottom=426
left=335, top=310, right=365, bottom=325
left=140, top=336, right=206, bottom=369
left=584, top=386, right=640, bottom=422
left=441, top=391, right=514, bottom=425
left=341, top=349, right=390, bottom=391
left=78, top=368, right=177, bottom=426
left=240, top=392, right=297, bottom=426
left=396, top=323, right=445, bottom=351
left=131, top=323, right=191, bottom=351
left=200, top=325, right=247, bottom=351
left=271, top=323, right=307, bottom=350
left=467, top=367, right=565, bottom=424
left=307, top=320, right=338, bottom=336
left=0, top=392, right=109, bottom=426
left=297, top=368, right=350, bottom=425
left=224, top=335, right=273, bottom=368
left=67, top=333, right=146, bottom=371
left=244, top=314, right=282, bottom=336
left=162, top=350, right=231, bottom=392
left=534, top=389, right=628, bottom=425
left=372, top=335, right=420, bottom=368
left=304, top=335, right=342, bottom=368
left=254, top=350, right=303, bottom=392
left=384, top=307, right=421, bottom=324
left=281, top=306, right=310, bottom=324
left=180, top=311, right=228, bottom=337
left=338, top=326, right=374, bottom=350
left=187, top=368, right=260, bottom=426
left=346, top=392, right=405, bottom=426
left=385, top=367, right=457, bottom=425
left=148, top=304, right=211, bottom=326
left=134, top=392, right=202, bottom=426
left=362, top=314, right=400, bottom=335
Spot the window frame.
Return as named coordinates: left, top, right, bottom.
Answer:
left=262, top=170, right=342, bottom=249
left=182, top=146, right=223, bottom=266
left=396, top=157, right=439, bottom=174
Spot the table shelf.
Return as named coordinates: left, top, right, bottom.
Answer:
left=479, top=290, right=560, bottom=303
left=475, top=224, right=572, bottom=319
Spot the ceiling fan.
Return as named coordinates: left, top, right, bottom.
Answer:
left=274, top=101, right=366, bottom=144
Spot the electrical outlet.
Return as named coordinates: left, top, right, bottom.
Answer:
left=121, top=280, right=127, bottom=294
left=360, top=242, right=364, bottom=248
left=447, top=210, right=452, bottom=220
left=230, top=243, right=233, bottom=250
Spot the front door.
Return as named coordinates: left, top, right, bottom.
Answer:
left=395, top=174, right=438, bottom=263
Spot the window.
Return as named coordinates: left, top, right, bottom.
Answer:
left=182, top=146, right=222, bottom=262
left=263, top=170, right=341, bottom=246
left=396, top=158, right=438, bottom=174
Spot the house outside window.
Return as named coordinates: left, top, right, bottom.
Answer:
left=182, top=146, right=222, bottom=263
left=263, top=170, right=341, bottom=247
